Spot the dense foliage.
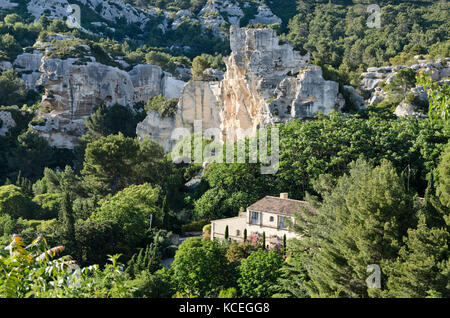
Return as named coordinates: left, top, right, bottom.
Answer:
left=0, top=0, right=449, bottom=299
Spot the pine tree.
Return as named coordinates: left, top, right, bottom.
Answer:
left=289, top=159, right=417, bottom=297
left=15, top=171, right=33, bottom=197
left=58, top=191, right=76, bottom=255
left=161, top=195, right=169, bottom=229
left=380, top=143, right=450, bottom=297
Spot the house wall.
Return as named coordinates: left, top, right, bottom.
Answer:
left=247, top=223, right=298, bottom=240
left=247, top=209, right=298, bottom=240
left=211, top=216, right=247, bottom=242
left=211, top=210, right=300, bottom=243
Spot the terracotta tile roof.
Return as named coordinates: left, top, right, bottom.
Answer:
left=247, top=196, right=316, bottom=216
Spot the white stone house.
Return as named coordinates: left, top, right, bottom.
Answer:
left=210, top=193, right=316, bottom=245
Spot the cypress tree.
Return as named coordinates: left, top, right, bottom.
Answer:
left=126, top=243, right=162, bottom=278
left=262, top=232, right=266, bottom=250
left=58, top=191, right=76, bottom=254
left=243, top=228, right=247, bottom=242
left=224, top=225, right=229, bottom=241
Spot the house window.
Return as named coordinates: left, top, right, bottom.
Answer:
left=236, top=230, right=240, bottom=237
left=251, top=212, right=259, bottom=224
left=279, top=216, right=288, bottom=229
left=270, top=216, right=274, bottom=222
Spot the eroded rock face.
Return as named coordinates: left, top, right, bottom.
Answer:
left=38, top=58, right=135, bottom=119
left=0, top=110, right=16, bottom=136
left=26, top=0, right=149, bottom=27
left=360, top=57, right=450, bottom=106
left=220, top=26, right=342, bottom=140
left=395, top=102, right=421, bottom=117
left=137, top=27, right=345, bottom=152
left=13, top=52, right=44, bottom=89
left=174, top=81, right=222, bottom=133
left=0, top=0, right=18, bottom=10
left=248, top=4, right=282, bottom=25
left=15, top=50, right=186, bottom=148
left=137, top=81, right=222, bottom=153
left=136, top=111, right=176, bottom=153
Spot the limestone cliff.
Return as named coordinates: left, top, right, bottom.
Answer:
left=220, top=26, right=342, bottom=140
left=137, top=81, right=222, bottom=152
left=16, top=46, right=186, bottom=148
left=137, top=26, right=345, bottom=152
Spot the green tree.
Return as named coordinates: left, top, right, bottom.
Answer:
left=126, top=243, right=162, bottom=278
left=145, top=95, right=179, bottom=118
left=81, top=134, right=167, bottom=195
left=171, top=237, right=232, bottom=297
left=0, top=184, right=36, bottom=219
left=224, top=225, right=229, bottom=241
left=0, top=70, right=26, bottom=105
left=126, top=270, right=173, bottom=298
left=291, top=159, right=417, bottom=297
left=238, top=249, right=283, bottom=298
left=74, top=220, right=118, bottom=266
left=82, top=133, right=140, bottom=194
left=4, top=14, right=23, bottom=25
left=85, top=103, right=142, bottom=139
left=436, top=142, right=450, bottom=209
left=191, top=55, right=210, bottom=81
left=89, top=183, right=161, bottom=254
left=380, top=143, right=450, bottom=297
left=273, top=240, right=310, bottom=298
left=417, top=71, right=450, bottom=122
left=55, top=192, right=77, bottom=259
left=0, top=34, right=22, bottom=61
left=391, top=68, right=417, bottom=94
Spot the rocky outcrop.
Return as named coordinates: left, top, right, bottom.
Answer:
left=14, top=46, right=186, bottom=148
left=13, top=51, right=44, bottom=89
left=136, top=111, right=176, bottom=154
left=137, top=81, right=222, bottom=152
left=360, top=57, right=450, bottom=107
left=0, top=110, right=16, bottom=136
left=249, top=4, right=282, bottom=25
left=172, top=0, right=282, bottom=38
left=5, top=0, right=283, bottom=41
left=137, top=26, right=345, bottom=152
left=26, top=0, right=149, bottom=27
left=394, top=102, right=422, bottom=118
left=219, top=26, right=342, bottom=140
left=0, top=0, right=18, bottom=9
left=343, top=85, right=365, bottom=109
left=0, top=61, right=13, bottom=71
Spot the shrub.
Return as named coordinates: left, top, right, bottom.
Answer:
left=0, top=185, right=37, bottom=219
left=181, top=219, right=209, bottom=233
left=145, top=95, right=179, bottom=118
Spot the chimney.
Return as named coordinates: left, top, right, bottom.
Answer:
left=280, top=193, right=288, bottom=199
